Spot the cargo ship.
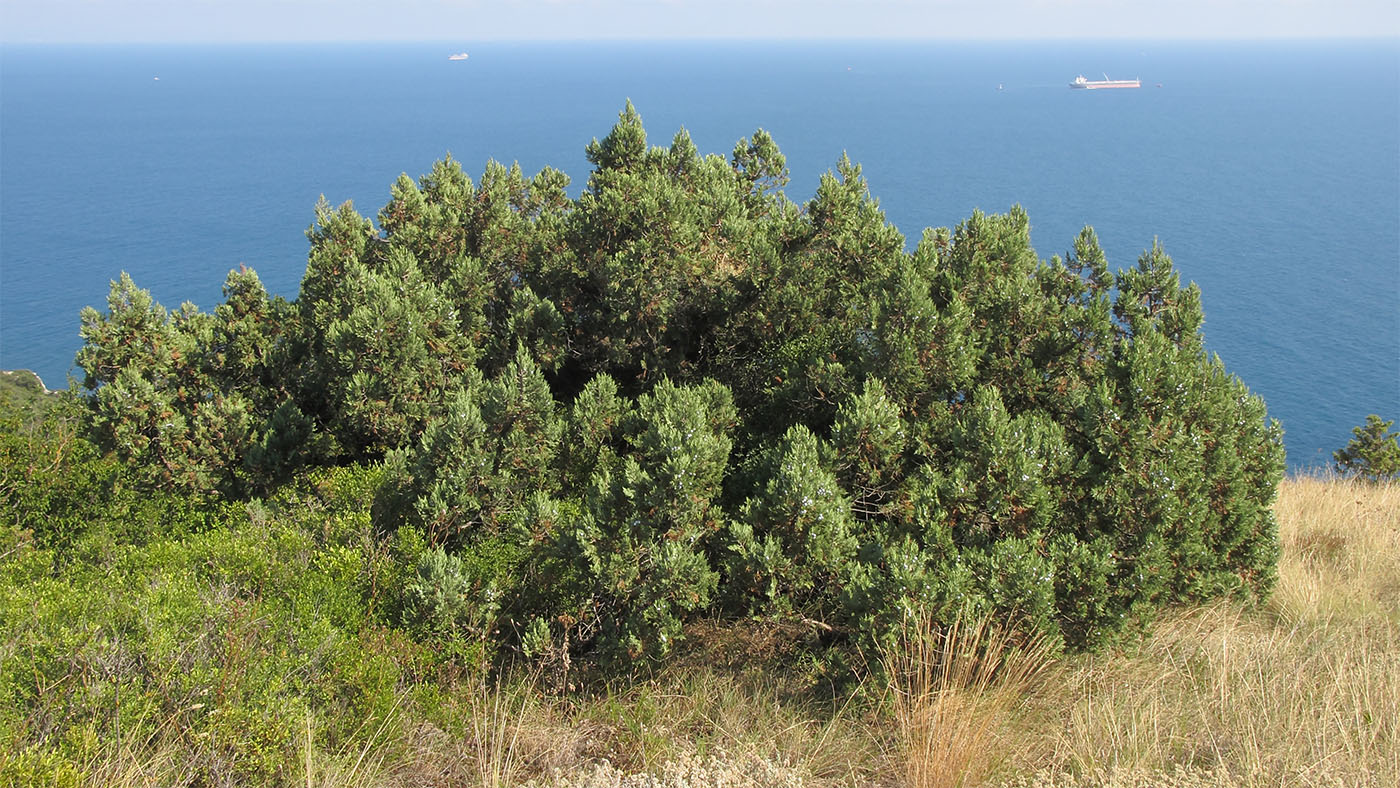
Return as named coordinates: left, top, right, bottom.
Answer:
left=1070, top=74, right=1140, bottom=90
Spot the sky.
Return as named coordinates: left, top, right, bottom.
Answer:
left=1, top=0, right=1398, bottom=43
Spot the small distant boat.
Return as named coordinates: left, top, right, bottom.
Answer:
left=448, top=52, right=470, bottom=61
left=1070, top=74, right=1140, bottom=90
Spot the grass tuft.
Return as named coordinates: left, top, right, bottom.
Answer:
left=885, top=612, right=1055, bottom=788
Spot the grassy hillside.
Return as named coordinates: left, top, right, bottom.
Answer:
left=1, top=469, right=1392, bottom=787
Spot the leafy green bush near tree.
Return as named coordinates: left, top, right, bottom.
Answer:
left=1334, top=414, right=1400, bottom=482
left=60, top=103, right=1284, bottom=675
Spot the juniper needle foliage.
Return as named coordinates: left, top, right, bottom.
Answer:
left=75, top=103, right=1284, bottom=662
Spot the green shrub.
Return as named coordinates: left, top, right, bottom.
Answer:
left=0, top=425, right=421, bottom=783
left=1334, top=414, right=1400, bottom=482
left=65, top=104, right=1285, bottom=670
left=405, top=547, right=484, bottom=635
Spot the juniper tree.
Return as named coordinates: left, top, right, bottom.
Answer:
left=1335, top=415, right=1400, bottom=482
left=72, top=104, right=1287, bottom=665
left=77, top=270, right=289, bottom=494
left=559, top=378, right=735, bottom=662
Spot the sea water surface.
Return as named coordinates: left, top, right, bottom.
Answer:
left=1, top=40, right=1396, bottom=468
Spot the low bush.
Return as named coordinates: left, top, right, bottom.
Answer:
left=1334, top=414, right=1400, bottom=482
left=66, top=105, right=1284, bottom=673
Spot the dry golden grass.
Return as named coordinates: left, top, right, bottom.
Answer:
left=1035, top=602, right=1399, bottom=786
left=1272, top=475, right=1400, bottom=627
left=885, top=614, right=1055, bottom=788
left=536, top=666, right=882, bottom=786
left=1005, top=477, right=1400, bottom=788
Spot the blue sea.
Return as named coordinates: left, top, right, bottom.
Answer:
left=2, top=40, right=1397, bottom=469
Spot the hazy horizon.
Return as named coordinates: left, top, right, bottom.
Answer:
left=3, top=0, right=1397, bottom=44
left=4, top=35, right=1399, bottom=46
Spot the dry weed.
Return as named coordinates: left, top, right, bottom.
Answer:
left=885, top=612, right=1055, bottom=788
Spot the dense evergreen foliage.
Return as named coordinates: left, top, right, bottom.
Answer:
left=1334, top=414, right=1400, bottom=482
left=70, top=103, right=1284, bottom=667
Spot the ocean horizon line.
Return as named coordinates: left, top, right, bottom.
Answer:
left=4, top=35, right=1398, bottom=47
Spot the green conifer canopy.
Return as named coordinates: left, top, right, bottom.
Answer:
left=76, top=104, right=1284, bottom=660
